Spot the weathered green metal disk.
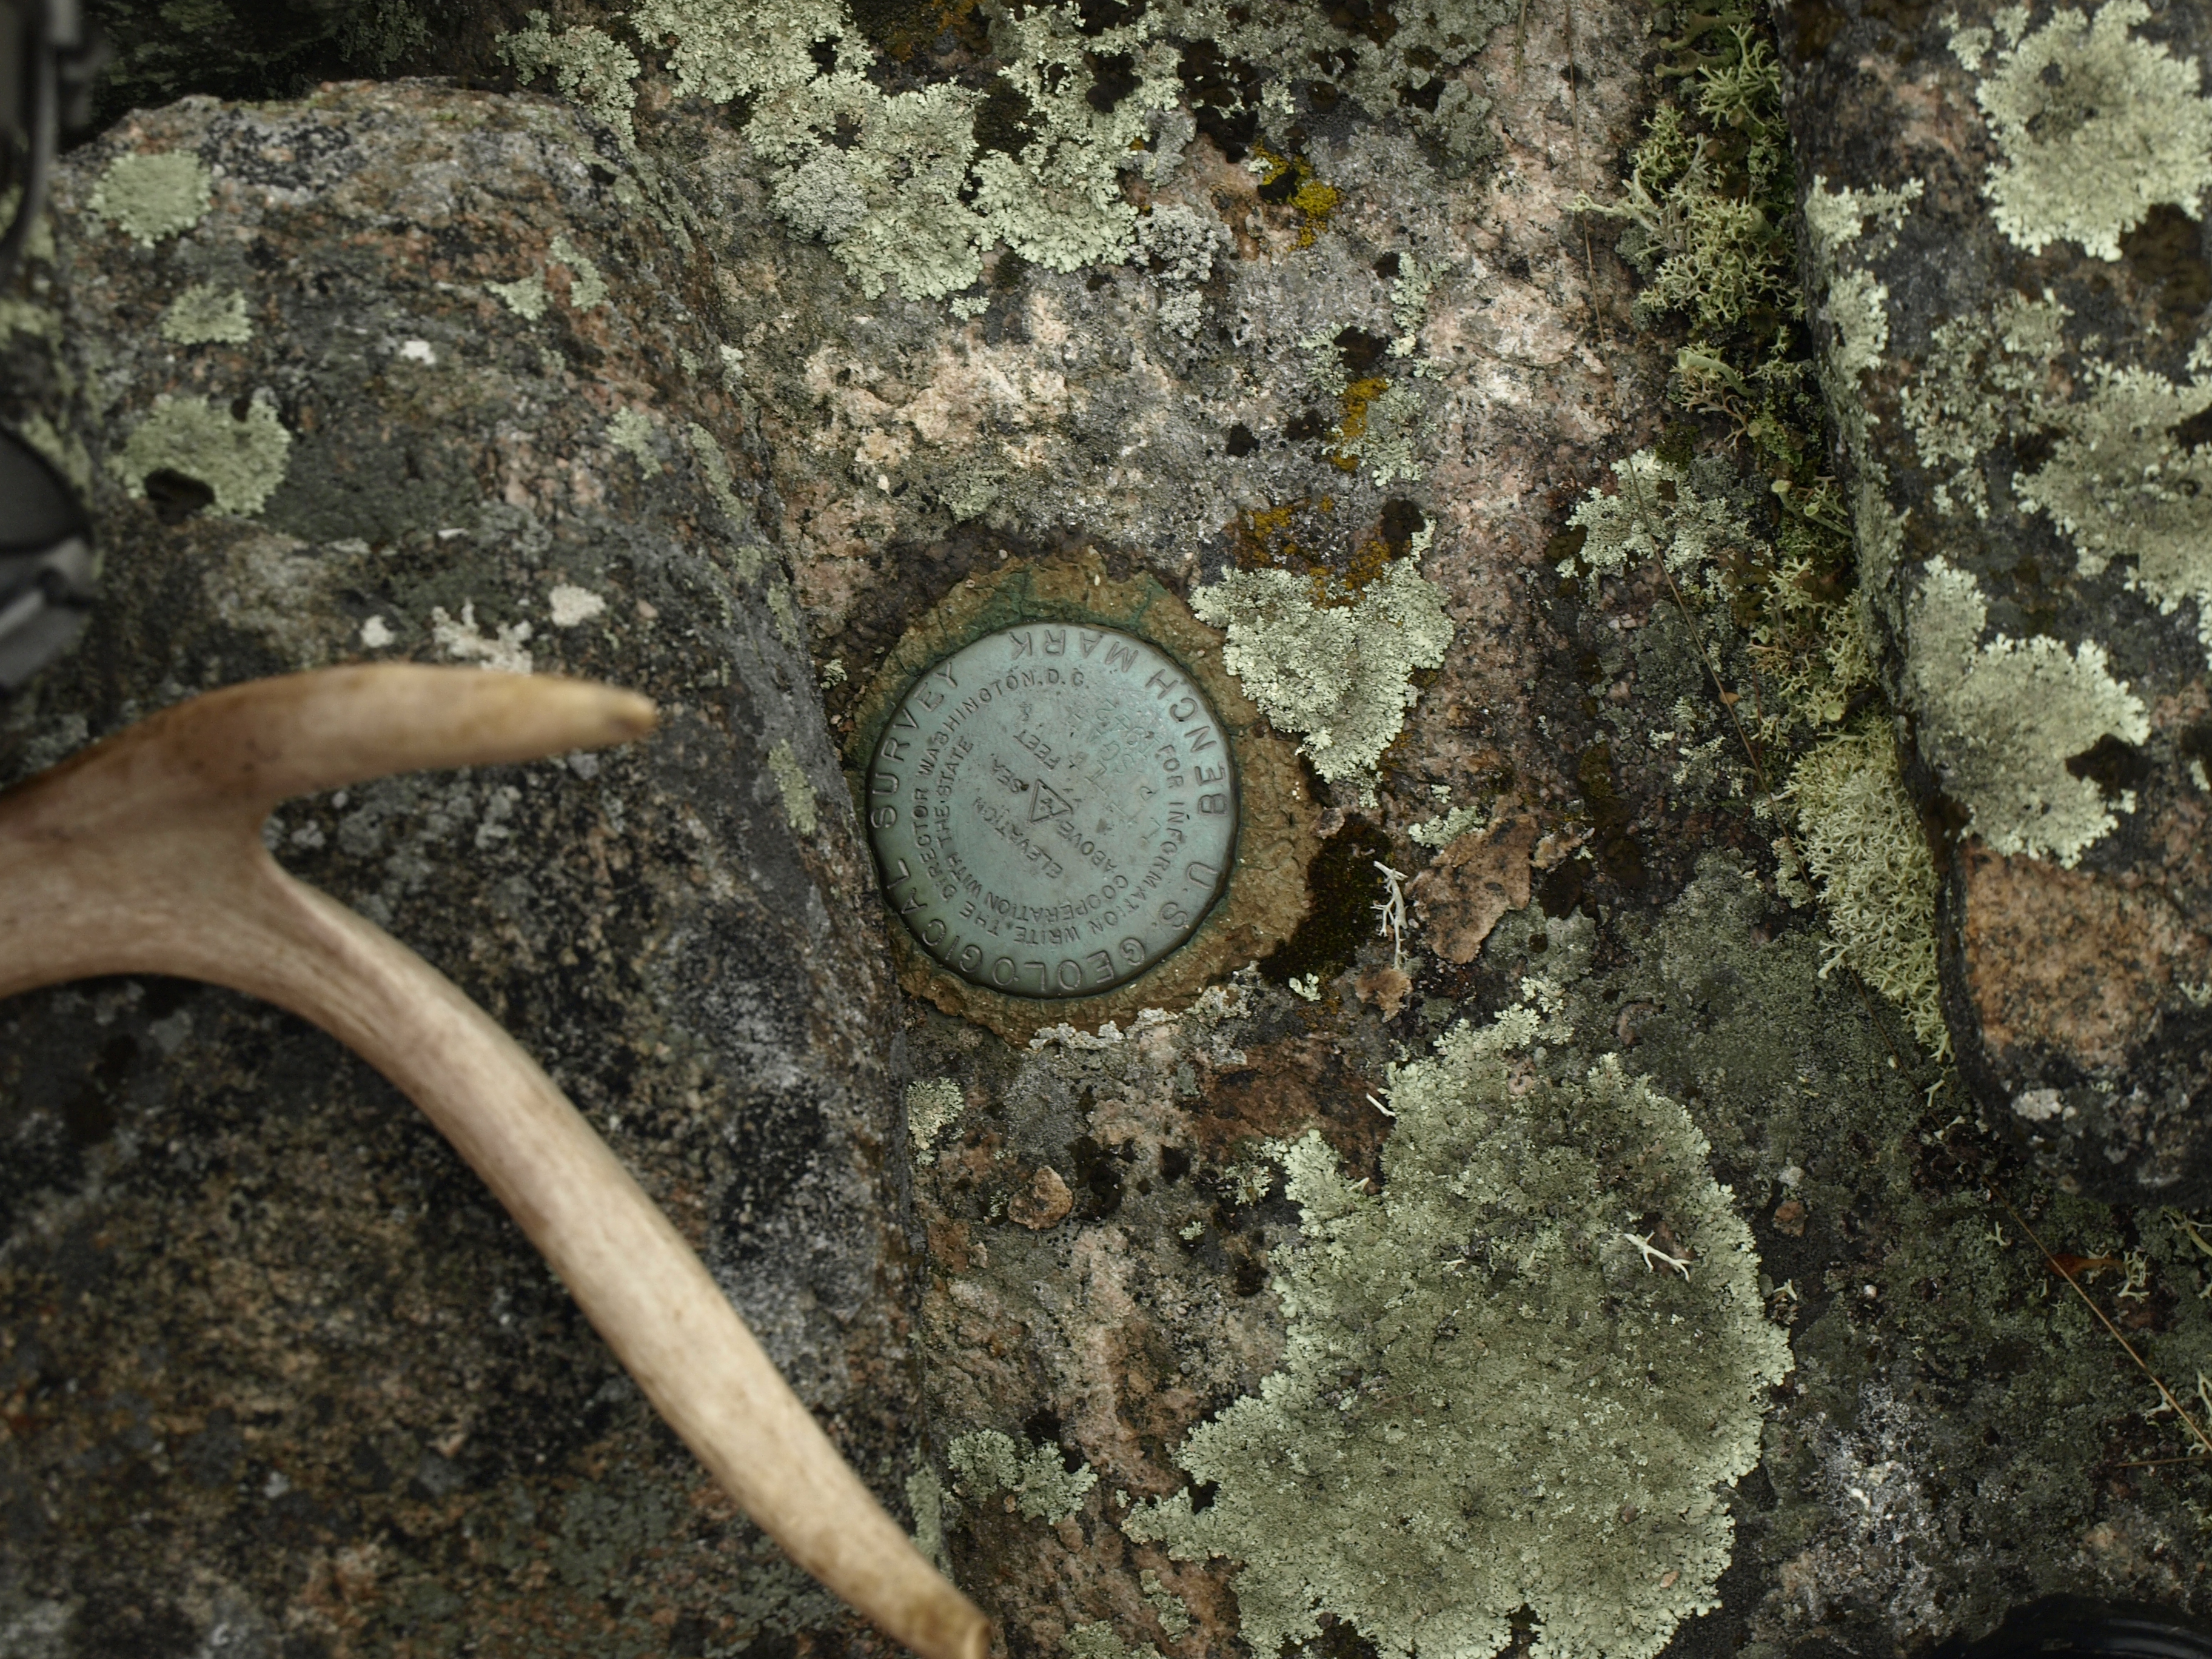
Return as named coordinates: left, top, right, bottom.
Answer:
left=865, top=623, right=1238, bottom=999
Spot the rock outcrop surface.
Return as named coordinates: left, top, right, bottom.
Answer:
left=1782, top=0, right=2212, bottom=1201
left=0, top=85, right=914, bottom=1656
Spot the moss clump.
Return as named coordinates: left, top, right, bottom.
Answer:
left=1950, top=0, right=2212, bottom=261
left=1785, top=722, right=1946, bottom=1056
left=1259, top=816, right=1392, bottom=987
left=1125, top=1005, right=1790, bottom=1659
left=111, top=392, right=291, bottom=516
left=2014, top=364, right=2212, bottom=669
left=1906, top=557, right=2150, bottom=865
left=158, top=283, right=252, bottom=346
left=1192, top=543, right=1453, bottom=806
left=88, top=151, right=213, bottom=246
left=946, top=1429, right=1096, bottom=1524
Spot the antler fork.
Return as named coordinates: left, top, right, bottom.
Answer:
left=0, top=664, right=989, bottom=1659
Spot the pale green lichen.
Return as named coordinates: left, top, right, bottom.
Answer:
left=1565, top=449, right=1747, bottom=586
left=2013, top=364, right=2212, bottom=668
left=1785, top=723, right=1948, bottom=1057
left=752, top=73, right=990, bottom=299
left=508, top=0, right=1504, bottom=303
left=1905, top=556, right=2149, bottom=865
left=1139, top=1569, right=1190, bottom=1640
left=969, top=4, right=1180, bottom=272
left=626, top=0, right=842, bottom=104
left=548, top=233, right=609, bottom=310
left=1801, top=177, right=1922, bottom=622
left=1823, top=267, right=1889, bottom=383
left=1336, top=379, right=1428, bottom=486
left=158, top=283, right=252, bottom=346
left=766, top=578, right=802, bottom=649
left=1124, top=1005, right=1790, bottom=1659
left=904, top=1078, right=965, bottom=1156
left=1898, top=292, right=2068, bottom=521
left=1575, top=94, right=1792, bottom=334
left=1067, top=1624, right=1162, bottom=1659
left=1568, top=450, right=1871, bottom=743
left=486, top=273, right=549, bottom=320
left=945, top=1429, right=1097, bottom=1524
left=907, top=1466, right=950, bottom=1573
left=1299, top=327, right=1432, bottom=481
left=89, top=150, right=212, bottom=246
left=111, top=392, right=290, bottom=515
left=682, top=422, right=766, bottom=583
left=1800, top=175, right=1923, bottom=273
left=1409, top=799, right=1489, bottom=847
left=1956, top=0, right=2212, bottom=261
left=1191, top=544, right=1454, bottom=806
left=500, top=10, right=640, bottom=144
left=16, top=412, right=89, bottom=493
left=766, top=739, right=817, bottom=834
left=607, top=406, right=660, bottom=475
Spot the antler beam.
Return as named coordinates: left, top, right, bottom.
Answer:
left=0, top=664, right=989, bottom=1659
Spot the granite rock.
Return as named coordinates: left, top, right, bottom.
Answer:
left=0, top=84, right=914, bottom=1657
left=1779, top=0, right=2212, bottom=1202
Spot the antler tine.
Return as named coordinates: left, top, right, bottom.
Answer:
left=1, top=665, right=656, bottom=834
left=0, top=665, right=991, bottom=1659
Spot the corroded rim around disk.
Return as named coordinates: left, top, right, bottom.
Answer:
left=843, top=551, right=1321, bottom=1044
left=866, top=624, right=1239, bottom=998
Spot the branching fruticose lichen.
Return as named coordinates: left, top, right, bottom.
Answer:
left=1125, top=1004, right=1790, bottom=1659
left=1948, top=0, right=2212, bottom=261
left=1906, top=556, right=2149, bottom=865
left=1785, top=724, right=1948, bottom=1056
left=1191, top=545, right=1453, bottom=806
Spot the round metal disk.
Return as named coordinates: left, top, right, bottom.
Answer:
left=865, top=623, right=1239, bottom=999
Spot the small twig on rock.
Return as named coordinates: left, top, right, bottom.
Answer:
left=1373, top=860, right=1409, bottom=968
left=1624, top=1230, right=1692, bottom=1278
left=0, top=665, right=989, bottom=1659
left=1996, top=1192, right=2212, bottom=1466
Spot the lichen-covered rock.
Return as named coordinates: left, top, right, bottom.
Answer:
left=0, top=84, right=916, bottom=1655
left=1126, top=1005, right=1792, bottom=1659
left=1781, top=0, right=2212, bottom=1201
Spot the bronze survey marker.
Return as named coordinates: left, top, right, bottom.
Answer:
left=866, top=625, right=1238, bottom=997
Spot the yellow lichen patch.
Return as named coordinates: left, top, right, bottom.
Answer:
left=1232, top=503, right=1302, bottom=569
left=1250, top=147, right=1341, bottom=247
left=1329, top=375, right=1390, bottom=471
left=1341, top=535, right=1394, bottom=592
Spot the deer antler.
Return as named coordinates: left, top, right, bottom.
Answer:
left=0, top=664, right=989, bottom=1659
